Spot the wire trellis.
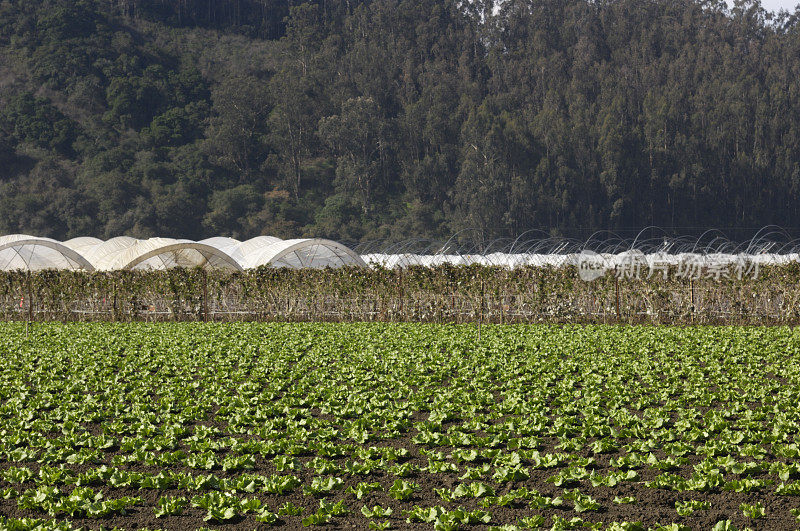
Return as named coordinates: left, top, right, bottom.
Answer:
left=2, top=279, right=799, bottom=326
left=359, top=226, right=800, bottom=268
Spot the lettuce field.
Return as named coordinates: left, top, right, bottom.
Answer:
left=1, top=323, right=800, bottom=530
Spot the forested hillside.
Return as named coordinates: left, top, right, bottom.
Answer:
left=1, top=0, right=799, bottom=242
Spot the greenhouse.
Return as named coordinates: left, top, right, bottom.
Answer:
left=200, top=236, right=367, bottom=269
left=0, top=234, right=365, bottom=272
left=0, top=235, right=95, bottom=271
left=3, top=231, right=797, bottom=272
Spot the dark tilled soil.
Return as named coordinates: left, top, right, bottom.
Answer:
left=2, top=424, right=800, bottom=530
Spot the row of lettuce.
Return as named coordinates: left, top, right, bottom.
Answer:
left=1, top=324, right=800, bottom=528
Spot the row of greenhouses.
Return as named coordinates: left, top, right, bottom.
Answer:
left=0, top=235, right=365, bottom=271
left=2, top=232, right=797, bottom=272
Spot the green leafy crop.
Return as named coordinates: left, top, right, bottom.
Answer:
left=2, top=323, right=800, bottom=528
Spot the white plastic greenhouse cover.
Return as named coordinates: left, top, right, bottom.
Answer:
left=82, top=236, right=139, bottom=269
left=63, top=237, right=104, bottom=255
left=0, top=234, right=366, bottom=271
left=236, top=236, right=283, bottom=261
left=82, top=238, right=244, bottom=271
left=241, top=238, right=368, bottom=269
left=361, top=251, right=800, bottom=269
left=198, top=237, right=242, bottom=259
left=0, top=235, right=95, bottom=271
left=4, top=233, right=798, bottom=272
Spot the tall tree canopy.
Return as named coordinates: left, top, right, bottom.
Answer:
left=1, top=0, right=799, bottom=241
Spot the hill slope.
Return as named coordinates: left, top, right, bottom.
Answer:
left=1, top=0, right=799, bottom=242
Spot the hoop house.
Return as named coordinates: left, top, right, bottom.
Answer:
left=0, top=234, right=366, bottom=271
left=0, top=235, right=94, bottom=271
left=89, top=238, right=243, bottom=271
left=240, top=238, right=367, bottom=269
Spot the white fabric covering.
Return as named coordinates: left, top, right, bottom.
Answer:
left=0, top=235, right=94, bottom=271
left=0, top=234, right=365, bottom=271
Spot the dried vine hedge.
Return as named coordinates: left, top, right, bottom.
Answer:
left=1, top=264, right=799, bottom=324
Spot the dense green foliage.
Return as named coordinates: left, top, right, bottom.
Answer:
left=1, top=323, right=800, bottom=528
left=1, top=0, right=800, bottom=240
left=2, top=262, right=798, bottom=324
